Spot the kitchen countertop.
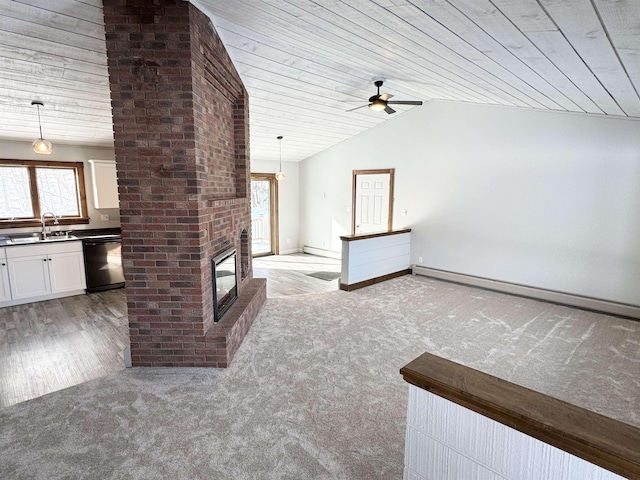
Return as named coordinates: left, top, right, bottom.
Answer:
left=0, top=228, right=121, bottom=247
left=0, top=233, right=80, bottom=247
left=71, top=228, right=121, bottom=239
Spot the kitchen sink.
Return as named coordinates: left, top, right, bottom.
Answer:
left=9, top=233, right=78, bottom=245
left=10, top=236, right=42, bottom=244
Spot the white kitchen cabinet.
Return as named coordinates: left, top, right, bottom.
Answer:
left=88, top=159, right=119, bottom=209
left=0, top=249, right=11, bottom=304
left=7, top=254, right=50, bottom=300
left=5, top=241, right=86, bottom=304
left=49, top=251, right=86, bottom=293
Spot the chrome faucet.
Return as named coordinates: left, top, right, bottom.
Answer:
left=41, top=211, right=59, bottom=239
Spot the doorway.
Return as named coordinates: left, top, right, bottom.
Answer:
left=352, top=169, right=395, bottom=234
left=251, top=174, right=279, bottom=256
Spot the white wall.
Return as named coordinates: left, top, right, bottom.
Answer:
left=251, top=159, right=300, bottom=253
left=299, top=101, right=640, bottom=306
left=0, top=140, right=120, bottom=234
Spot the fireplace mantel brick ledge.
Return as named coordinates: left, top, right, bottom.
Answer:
left=203, top=278, right=266, bottom=367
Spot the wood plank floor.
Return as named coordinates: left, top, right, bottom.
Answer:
left=0, top=253, right=340, bottom=407
left=253, top=252, right=341, bottom=297
left=0, top=289, right=129, bottom=408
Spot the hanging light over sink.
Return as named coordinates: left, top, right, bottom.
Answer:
left=31, top=100, right=53, bottom=155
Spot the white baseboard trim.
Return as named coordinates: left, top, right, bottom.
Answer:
left=412, top=265, right=640, bottom=320
left=279, top=247, right=302, bottom=255
left=302, top=246, right=341, bottom=260
left=0, top=290, right=86, bottom=308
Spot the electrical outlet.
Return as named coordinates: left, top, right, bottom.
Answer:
left=401, top=209, right=407, bottom=216
left=418, top=256, right=423, bottom=263
left=101, top=214, right=109, bottom=221
left=346, top=206, right=351, bottom=212
left=286, top=238, right=291, bottom=244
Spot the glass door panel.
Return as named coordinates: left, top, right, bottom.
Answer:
left=251, top=175, right=278, bottom=256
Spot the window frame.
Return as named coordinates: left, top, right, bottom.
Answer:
left=0, top=159, right=90, bottom=228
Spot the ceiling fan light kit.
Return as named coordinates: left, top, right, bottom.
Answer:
left=369, top=99, right=386, bottom=111
left=348, top=80, right=423, bottom=115
left=275, top=135, right=285, bottom=181
left=31, top=100, right=53, bottom=155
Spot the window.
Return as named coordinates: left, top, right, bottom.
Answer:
left=0, top=159, right=89, bottom=228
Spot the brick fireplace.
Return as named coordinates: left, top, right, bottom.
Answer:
left=103, top=0, right=265, bottom=367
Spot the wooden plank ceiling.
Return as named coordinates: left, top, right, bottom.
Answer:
left=0, top=0, right=638, bottom=162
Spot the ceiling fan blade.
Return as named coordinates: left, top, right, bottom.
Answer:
left=379, top=93, right=393, bottom=101
left=346, top=104, right=369, bottom=112
left=384, top=105, right=396, bottom=114
left=387, top=100, right=423, bottom=105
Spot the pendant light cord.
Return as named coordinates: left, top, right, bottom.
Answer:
left=36, top=104, right=44, bottom=140
left=275, top=136, right=285, bottom=181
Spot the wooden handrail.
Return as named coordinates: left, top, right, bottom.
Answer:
left=401, top=352, right=640, bottom=479
left=340, top=228, right=411, bottom=242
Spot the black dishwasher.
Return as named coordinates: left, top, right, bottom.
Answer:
left=74, top=230, right=125, bottom=292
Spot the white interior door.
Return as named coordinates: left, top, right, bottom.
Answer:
left=354, top=173, right=391, bottom=234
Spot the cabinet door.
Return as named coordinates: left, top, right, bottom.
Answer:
left=8, top=255, right=51, bottom=299
left=89, top=160, right=119, bottom=209
left=0, top=253, right=11, bottom=303
left=48, top=251, right=87, bottom=293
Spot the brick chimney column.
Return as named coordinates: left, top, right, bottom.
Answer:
left=103, top=0, right=256, bottom=367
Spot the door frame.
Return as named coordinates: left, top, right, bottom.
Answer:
left=251, top=173, right=279, bottom=257
left=351, top=168, right=395, bottom=235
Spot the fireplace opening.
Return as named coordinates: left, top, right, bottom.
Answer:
left=212, top=247, right=238, bottom=322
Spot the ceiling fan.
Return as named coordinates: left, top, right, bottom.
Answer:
left=346, top=80, right=423, bottom=114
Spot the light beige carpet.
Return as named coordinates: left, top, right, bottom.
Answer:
left=1, top=275, right=638, bottom=479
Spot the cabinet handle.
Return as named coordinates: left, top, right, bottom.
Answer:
left=1, top=263, right=5, bottom=266
left=43, top=258, right=47, bottom=262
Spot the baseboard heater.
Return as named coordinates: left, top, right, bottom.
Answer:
left=412, top=265, right=640, bottom=320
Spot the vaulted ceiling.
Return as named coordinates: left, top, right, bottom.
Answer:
left=1, top=0, right=639, bottom=162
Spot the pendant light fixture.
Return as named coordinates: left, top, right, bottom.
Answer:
left=31, top=101, right=53, bottom=155
left=275, top=135, right=285, bottom=181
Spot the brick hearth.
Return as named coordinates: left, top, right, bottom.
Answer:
left=103, top=0, right=265, bottom=367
